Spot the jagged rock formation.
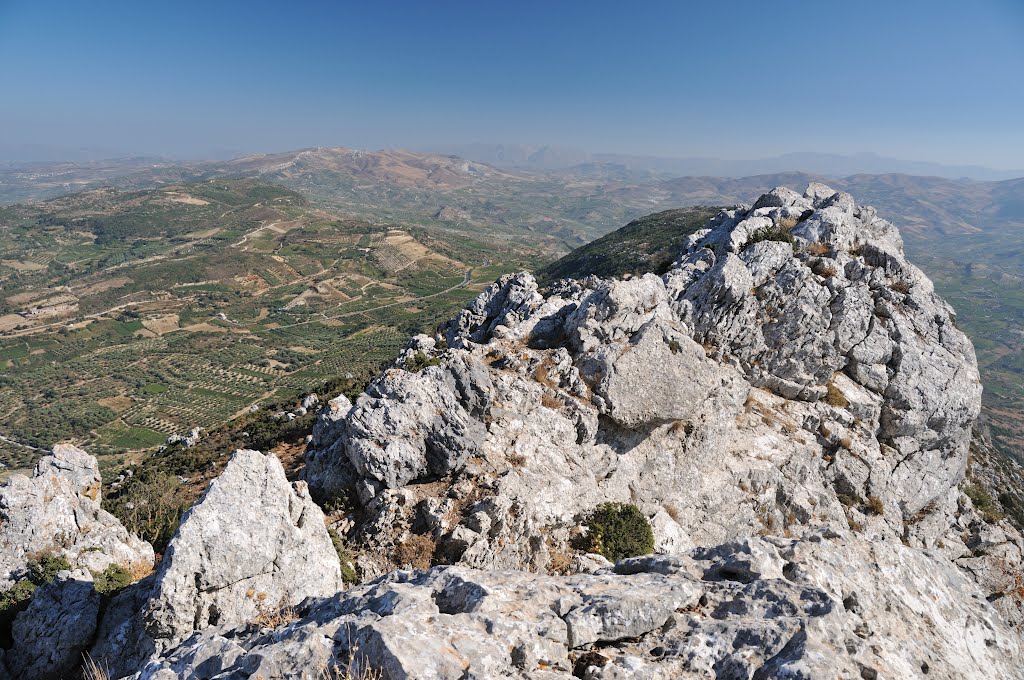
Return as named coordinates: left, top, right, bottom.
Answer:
left=139, top=531, right=1023, bottom=679
left=7, top=570, right=99, bottom=680
left=6, top=184, right=1024, bottom=679
left=0, top=444, right=154, bottom=588
left=302, top=183, right=993, bottom=583
left=89, top=449, right=343, bottom=677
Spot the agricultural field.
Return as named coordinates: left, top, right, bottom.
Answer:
left=0, top=178, right=548, bottom=475
left=906, top=222, right=1024, bottom=466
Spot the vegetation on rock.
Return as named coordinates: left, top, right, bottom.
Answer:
left=582, top=502, right=655, bottom=563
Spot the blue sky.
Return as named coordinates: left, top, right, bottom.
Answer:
left=1, top=0, right=1022, bottom=166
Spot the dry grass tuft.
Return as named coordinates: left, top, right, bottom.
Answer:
left=128, top=560, right=154, bottom=581
left=396, top=533, right=436, bottom=570
left=664, top=502, right=683, bottom=523
left=250, top=592, right=300, bottom=628
left=824, top=381, right=849, bottom=409
left=865, top=495, right=885, bottom=515
left=540, top=392, right=562, bottom=410
left=82, top=653, right=110, bottom=680
left=806, top=242, right=830, bottom=255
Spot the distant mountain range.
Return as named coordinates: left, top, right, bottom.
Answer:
left=428, top=143, right=1024, bottom=182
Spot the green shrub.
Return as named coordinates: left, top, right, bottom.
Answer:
left=745, top=226, right=795, bottom=250
left=93, top=563, right=133, bottom=595
left=27, top=552, right=71, bottom=585
left=0, top=579, right=36, bottom=614
left=328, top=528, right=359, bottom=585
left=582, top=502, right=655, bottom=563
left=965, top=483, right=1003, bottom=523
left=998, top=492, right=1024, bottom=530
left=403, top=351, right=440, bottom=373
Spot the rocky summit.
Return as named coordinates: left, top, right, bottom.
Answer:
left=2, top=183, right=1023, bottom=679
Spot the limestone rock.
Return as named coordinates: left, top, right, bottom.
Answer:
left=138, top=533, right=1024, bottom=680
left=303, top=186, right=983, bottom=579
left=6, top=570, right=100, bottom=680
left=89, top=449, right=343, bottom=676
left=0, top=444, right=154, bottom=589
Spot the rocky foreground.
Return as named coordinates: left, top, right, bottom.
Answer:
left=2, top=183, right=1023, bottom=679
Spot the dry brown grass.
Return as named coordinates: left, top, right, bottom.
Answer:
left=664, top=502, right=683, bottom=523
left=317, top=664, right=383, bottom=680
left=82, top=653, right=110, bottom=680
left=546, top=535, right=573, bottom=575
left=889, top=279, right=912, bottom=294
left=396, top=533, right=436, bottom=570
left=806, top=242, right=830, bottom=255
left=533, top=359, right=560, bottom=389
left=128, top=560, right=154, bottom=581
left=250, top=592, right=300, bottom=628
left=816, top=264, right=838, bottom=278
left=865, top=495, right=885, bottom=515
left=824, top=381, right=849, bottom=408
left=540, top=392, right=562, bottom=410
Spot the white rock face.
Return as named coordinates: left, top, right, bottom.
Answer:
left=0, top=444, right=154, bottom=588
left=7, top=570, right=100, bottom=680
left=89, top=449, right=343, bottom=676
left=302, top=185, right=986, bottom=580
left=138, top=532, right=1024, bottom=680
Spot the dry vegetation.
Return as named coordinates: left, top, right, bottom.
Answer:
left=396, top=533, right=436, bottom=570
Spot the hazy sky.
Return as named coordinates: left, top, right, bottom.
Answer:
left=1, top=0, right=1023, bottom=166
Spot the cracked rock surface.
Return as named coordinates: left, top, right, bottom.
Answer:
left=88, top=449, right=342, bottom=678
left=138, top=532, right=1023, bottom=680
left=303, top=184, right=991, bottom=580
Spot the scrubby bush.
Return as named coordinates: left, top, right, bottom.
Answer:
left=403, top=351, right=439, bottom=372
left=746, top=226, right=795, bottom=250
left=965, top=483, right=1003, bottom=524
left=27, top=551, right=71, bottom=584
left=93, top=563, right=133, bottom=595
left=0, top=579, right=36, bottom=614
left=328, top=527, right=359, bottom=584
left=582, top=502, right=655, bottom=563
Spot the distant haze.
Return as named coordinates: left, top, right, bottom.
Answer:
left=424, top=145, right=1024, bottom=181
left=1, top=1, right=1022, bottom=173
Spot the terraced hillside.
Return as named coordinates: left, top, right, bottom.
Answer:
left=0, top=179, right=547, bottom=473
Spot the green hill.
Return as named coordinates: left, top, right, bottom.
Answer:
left=537, top=206, right=720, bottom=283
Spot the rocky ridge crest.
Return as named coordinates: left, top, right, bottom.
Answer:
left=2, top=184, right=1022, bottom=679
left=303, top=183, right=1000, bottom=577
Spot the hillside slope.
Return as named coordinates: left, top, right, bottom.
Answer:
left=537, top=206, right=720, bottom=282
left=0, top=178, right=548, bottom=471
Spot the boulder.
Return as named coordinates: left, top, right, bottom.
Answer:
left=0, top=445, right=154, bottom=588
left=90, top=449, right=343, bottom=676
left=6, top=570, right=100, bottom=680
